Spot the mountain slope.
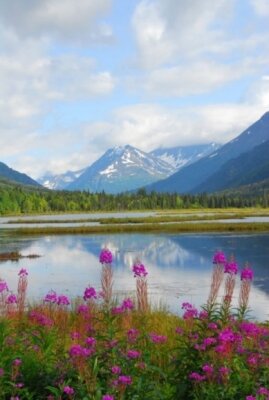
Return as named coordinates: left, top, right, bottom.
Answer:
left=67, top=145, right=174, bottom=193
left=0, top=161, right=40, bottom=187
left=150, top=143, right=220, bottom=171
left=146, top=112, right=269, bottom=193
left=38, top=168, right=86, bottom=190
left=193, top=139, right=269, bottom=193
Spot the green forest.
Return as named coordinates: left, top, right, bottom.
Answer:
left=0, top=185, right=268, bottom=215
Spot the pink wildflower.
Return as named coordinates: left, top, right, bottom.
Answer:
left=241, top=266, right=254, bottom=281
left=83, top=286, right=97, bottom=301
left=63, top=386, right=75, bottom=395
left=132, top=262, right=148, bottom=278
left=213, top=251, right=226, bottom=264
left=127, top=349, right=141, bottom=359
left=99, top=248, right=113, bottom=264
left=57, top=295, right=70, bottom=306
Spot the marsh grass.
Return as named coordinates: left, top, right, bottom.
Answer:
left=9, top=221, right=269, bottom=235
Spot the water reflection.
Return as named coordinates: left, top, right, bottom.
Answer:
left=0, top=233, right=268, bottom=320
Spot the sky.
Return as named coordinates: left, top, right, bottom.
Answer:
left=0, top=0, right=269, bottom=179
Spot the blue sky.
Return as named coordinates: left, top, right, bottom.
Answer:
left=0, top=0, right=269, bottom=178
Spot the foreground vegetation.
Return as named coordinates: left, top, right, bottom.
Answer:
left=0, top=249, right=268, bottom=399
left=0, top=185, right=268, bottom=215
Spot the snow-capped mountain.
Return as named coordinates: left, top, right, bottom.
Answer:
left=67, top=145, right=175, bottom=193
left=38, top=168, right=86, bottom=190
left=150, top=143, right=220, bottom=171
left=147, top=111, right=269, bottom=194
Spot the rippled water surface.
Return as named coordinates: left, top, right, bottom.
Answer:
left=0, top=232, right=268, bottom=320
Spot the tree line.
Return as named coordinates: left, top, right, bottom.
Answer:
left=0, top=186, right=268, bottom=215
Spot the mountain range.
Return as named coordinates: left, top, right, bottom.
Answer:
left=38, top=143, right=219, bottom=192
left=147, top=111, right=269, bottom=194
left=1, top=112, right=269, bottom=195
left=0, top=161, right=40, bottom=188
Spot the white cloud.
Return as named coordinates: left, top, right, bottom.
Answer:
left=137, top=61, right=251, bottom=97
left=250, top=0, right=269, bottom=16
left=132, top=0, right=235, bottom=68
left=0, top=0, right=113, bottom=44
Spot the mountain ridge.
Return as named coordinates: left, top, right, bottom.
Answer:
left=146, top=111, right=269, bottom=193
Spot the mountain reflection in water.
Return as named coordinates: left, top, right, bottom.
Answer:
left=0, top=233, right=268, bottom=321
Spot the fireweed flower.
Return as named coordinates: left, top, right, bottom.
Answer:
left=246, top=396, right=256, bottom=400
left=13, top=358, right=22, bottom=366
left=118, top=375, right=132, bottom=385
left=70, top=332, right=80, bottom=340
left=213, top=251, right=226, bottom=264
left=132, top=262, right=148, bottom=278
left=111, top=365, right=121, bottom=374
left=0, top=368, right=4, bottom=376
left=189, top=372, right=205, bottom=382
left=149, top=333, right=167, bottom=344
left=83, top=286, right=97, bottom=301
left=85, top=337, right=96, bottom=347
left=224, top=261, right=238, bottom=275
left=18, top=268, right=28, bottom=276
left=122, top=297, right=134, bottom=310
left=57, top=294, right=70, bottom=306
left=241, top=266, right=254, bottom=281
left=181, top=302, right=198, bottom=319
left=63, top=386, right=75, bottom=395
left=202, top=364, right=214, bottom=374
left=6, top=293, right=17, bottom=304
left=77, top=304, right=88, bottom=314
left=127, top=328, right=139, bottom=343
left=257, top=387, right=269, bottom=396
left=102, top=396, right=114, bottom=400
left=127, top=349, right=141, bottom=359
left=69, top=344, right=94, bottom=358
left=99, top=248, right=113, bottom=264
left=44, top=290, right=57, bottom=303
left=0, top=280, right=8, bottom=293
left=208, top=322, right=218, bottom=330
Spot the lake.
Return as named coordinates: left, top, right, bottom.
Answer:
left=0, top=232, right=269, bottom=321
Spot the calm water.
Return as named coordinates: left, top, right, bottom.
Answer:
left=0, top=232, right=269, bottom=321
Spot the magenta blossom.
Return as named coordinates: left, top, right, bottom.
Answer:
left=44, top=290, right=57, bottom=303
left=69, top=344, right=93, bottom=358
left=202, top=364, right=214, bottom=374
left=118, top=375, right=132, bottom=385
left=6, top=294, right=17, bottom=304
left=57, top=295, right=70, bottom=306
left=224, top=261, right=238, bottom=275
left=111, top=365, right=121, bottom=374
left=99, top=248, right=113, bottom=264
left=0, top=280, right=8, bottom=293
left=13, top=358, right=22, bottom=366
left=149, top=333, right=167, bottom=344
left=122, top=298, right=134, bottom=310
left=246, top=396, right=256, bottom=400
left=85, top=337, right=96, bottom=347
left=189, top=372, right=205, bottom=382
left=241, top=266, right=254, bottom=281
left=127, top=349, right=141, bottom=359
left=18, top=268, right=28, bottom=276
left=213, top=251, right=226, bottom=264
left=102, top=395, right=114, bottom=400
left=63, top=386, right=75, bottom=395
left=132, top=262, right=148, bottom=278
left=83, top=286, right=97, bottom=301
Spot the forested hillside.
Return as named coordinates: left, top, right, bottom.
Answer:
left=0, top=185, right=268, bottom=215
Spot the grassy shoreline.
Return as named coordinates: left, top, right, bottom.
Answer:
left=8, top=221, right=269, bottom=235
